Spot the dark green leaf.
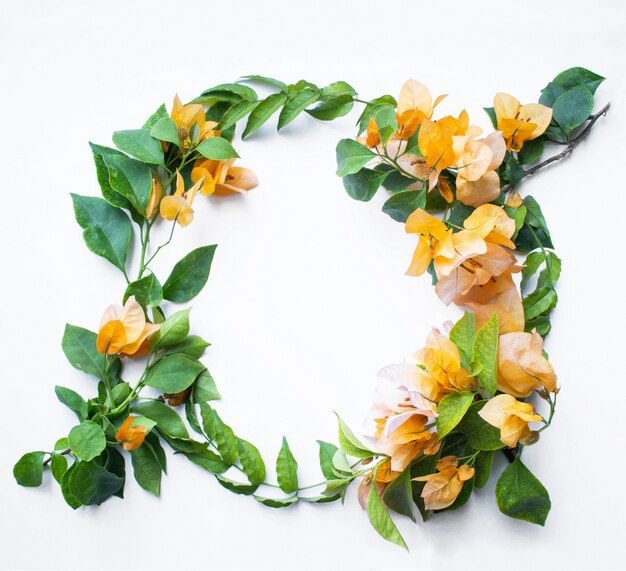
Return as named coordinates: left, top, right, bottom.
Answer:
left=142, top=104, right=168, bottom=130
left=167, top=335, right=211, bottom=359
left=551, top=67, right=604, bottom=94
left=132, top=400, right=190, bottom=439
left=89, top=143, right=134, bottom=211
left=13, top=451, right=45, bottom=487
left=381, top=189, right=426, bottom=223
left=474, top=451, right=493, bottom=489
left=201, top=83, right=258, bottom=101
left=193, top=369, right=221, bottom=402
left=71, top=194, right=132, bottom=272
left=436, top=392, right=475, bottom=439
left=55, top=385, right=88, bottom=421
left=149, top=308, right=190, bottom=351
left=144, top=354, right=205, bottom=394
left=306, top=94, right=354, bottom=121
left=276, top=437, right=298, bottom=494
left=112, top=129, right=165, bottom=166
left=219, top=99, right=258, bottom=131
left=183, top=450, right=229, bottom=474
left=383, top=465, right=415, bottom=521
left=68, top=461, right=123, bottom=506
left=505, top=155, right=524, bottom=186
left=483, top=107, right=498, bottom=129
left=523, top=287, right=558, bottom=321
left=50, top=453, right=68, bottom=484
left=60, top=463, right=82, bottom=509
left=68, top=421, right=107, bottom=462
left=124, top=274, right=163, bottom=308
left=61, top=324, right=112, bottom=379
left=242, top=93, right=287, bottom=139
left=518, top=138, right=544, bottom=164
left=102, top=153, right=152, bottom=214
left=216, top=475, right=258, bottom=495
left=342, top=168, right=387, bottom=202
left=552, top=85, right=594, bottom=135
left=278, top=88, right=320, bottom=130
left=162, top=245, right=217, bottom=303
left=238, top=75, right=287, bottom=91
left=457, top=401, right=504, bottom=451
left=496, top=458, right=551, bottom=525
left=130, top=443, right=162, bottom=495
left=150, top=117, right=179, bottom=146
left=254, top=495, right=298, bottom=508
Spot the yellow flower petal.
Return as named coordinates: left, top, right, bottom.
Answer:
left=518, top=103, right=553, bottom=139
left=494, top=93, right=520, bottom=127
left=397, top=79, right=432, bottom=116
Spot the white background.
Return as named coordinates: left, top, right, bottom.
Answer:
left=1, top=1, right=625, bottom=569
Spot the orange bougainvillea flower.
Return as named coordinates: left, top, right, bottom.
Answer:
left=455, top=131, right=506, bottom=207
left=170, top=94, right=219, bottom=146
left=478, top=394, right=542, bottom=447
left=146, top=177, right=163, bottom=218
left=413, top=456, right=475, bottom=510
left=190, top=158, right=258, bottom=196
left=414, top=329, right=475, bottom=394
left=365, top=117, right=380, bottom=148
left=405, top=209, right=455, bottom=277
left=374, top=414, right=440, bottom=473
left=160, top=171, right=204, bottom=227
left=468, top=283, right=525, bottom=334
left=96, top=296, right=160, bottom=357
left=494, top=93, right=552, bottom=152
left=115, top=416, right=147, bottom=451
left=498, top=331, right=558, bottom=397
left=396, top=79, right=447, bottom=139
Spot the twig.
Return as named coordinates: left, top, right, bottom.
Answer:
left=43, top=448, right=71, bottom=466
left=501, top=102, right=610, bottom=193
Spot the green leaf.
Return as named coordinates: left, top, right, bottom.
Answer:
left=144, top=354, right=205, bottom=394
left=306, top=94, right=354, bottom=121
left=551, top=66, right=604, bottom=94
left=382, top=189, right=426, bottom=223
left=55, top=385, right=88, bottom=421
left=68, top=461, right=123, bottom=506
left=383, top=465, right=415, bottom=521
left=356, top=99, right=396, bottom=134
left=473, top=314, right=499, bottom=396
left=336, top=138, right=376, bottom=177
left=150, top=116, right=180, bottom=146
left=242, top=93, right=287, bottom=139
left=201, top=404, right=238, bottom=465
left=523, top=287, right=558, bottom=321
left=183, top=450, right=229, bottom=474
left=201, top=82, right=258, bottom=101
left=130, top=443, right=162, bottom=496
left=457, top=401, right=504, bottom=451
left=254, top=495, right=298, bottom=508
left=62, top=324, right=113, bottom=379
left=105, top=447, right=127, bottom=497
left=237, top=439, right=266, bottom=484
left=335, top=413, right=374, bottom=458
left=521, top=251, right=546, bottom=291
left=112, top=129, right=165, bottom=166
left=89, top=143, right=134, bottom=212
left=537, top=252, right=561, bottom=289
left=277, top=88, right=320, bottom=130
left=342, top=168, right=387, bottom=202
left=167, top=335, right=211, bottom=360
left=366, top=476, right=408, bottom=551
left=50, top=453, right=68, bottom=484
left=102, top=153, right=152, bottom=214
left=124, top=274, right=163, bottom=308
left=505, top=155, right=524, bottom=186
left=238, top=75, right=288, bottom=91
left=317, top=440, right=339, bottom=480
left=132, top=400, right=190, bottom=439
left=474, top=451, right=493, bottom=489
left=192, top=369, right=221, bottom=402
left=68, top=421, right=107, bottom=462
left=483, top=107, right=498, bottom=129
left=552, top=84, right=594, bottom=135
left=518, top=138, right=544, bottom=164
left=450, top=311, right=476, bottom=367
left=13, top=451, right=45, bottom=487
left=149, top=308, right=190, bottom=351
left=196, top=137, right=239, bottom=160
left=162, top=245, right=217, bottom=303
left=218, top=99, right=258, bottom=131
left=215, top=475, right=258, bottom=496
left=436, top=392, right=475, bottom=439
left=142, top=104, right=168, bottom=130
left=71, top=194, right=132, bottom=272
left=276, top=437, right=298, bottom=494
left=496, top=458, right=551, bottom=525
left=59, top=464, right=82, bottom=508
left=54, top=437, right=69, bottom=451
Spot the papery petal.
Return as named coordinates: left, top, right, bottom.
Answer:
left=397, top=79, right=432, bottom=116
left=456, top=171, right=501, bottom=208
left=120, top=296, right=146, bottom=344
left=406, top=236, right=432, bottom=277
left=97, top=319, right=127, bottom=354
left=494, top=93, right=520, bottom=125
left=518, top=103, right=553, bottom=139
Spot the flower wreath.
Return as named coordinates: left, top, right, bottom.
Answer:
left=14, top=68, right=609, bottom=549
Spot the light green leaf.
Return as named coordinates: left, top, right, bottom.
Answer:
left=237, top=439, right=266, bottom=484
left=449, top=312, right=476, bottom=367
left=306, top=95, right=354, bottom=121
left=436, top=391, right=475, bottom=439
left=50, top=453, right=68, bottom=483
left=13, top=451, right=46, bottom=487
left=254, top=495, right=298, bottom=508
left=130, top=443, right=162, bottom=496
left=150, top=116, right=180, bottom=146
left=242, top=93, right=287, bottom=139
left=192, top=369, right=221, bottom=402
left=71, top=194, right=132, bottom=272
left=496, top=458, right=551, bottom=525
left=162, top=245, right=217, bottom=303
left=112, top=129, right=165, bottom=166
left=132, top=400, right=190, bottom=440
left=219, top=99, right=258, bottom=131
left=196, top=137, right=239, bottom=160
left=61, top=324, right=113, bottom=379
left=336, top=138, right=376, bottom=177
left=68, top=421, right=107, bottom=462
left=457, top=401, right=504, bottom=451
left=523, top=287, right=558, bottom=321
left=144, top=354, right=205, bottom=394
left=238, top=75, right=287, bottom=91
left=276, top=437, right=298, bottom=494
left=124, top=274, right=163, bottom=308
left=149, top=308, right=190, bottom=351
left=55, top=386, right=88, bottom=421
left=335, top=413, right=374, bottom=458
left=473, top=314, right=499, bottom=396
left=215, top=475, right=258, bottom=496
left=317, top=440, right=339, bottom=480
left=366, top=474, right=408, bottom=550
left=166, top=335, right=211, bottom=360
